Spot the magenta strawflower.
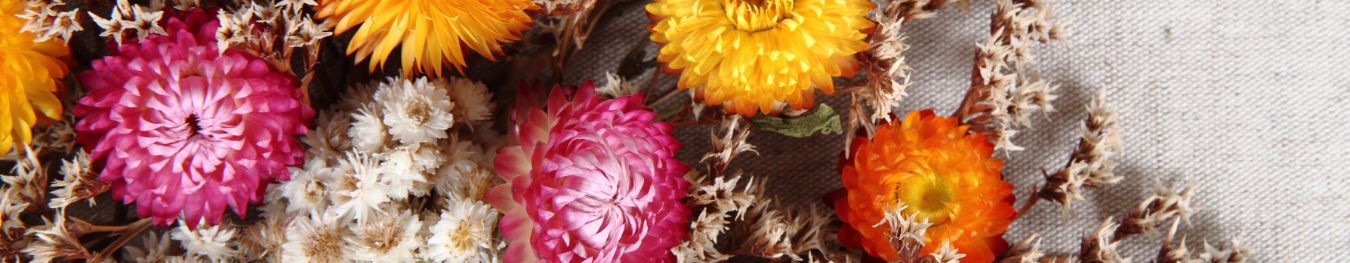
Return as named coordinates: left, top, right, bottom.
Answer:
left=488, top=83, right=690, bottom=263
left=73, top=8, right=313, bottom=227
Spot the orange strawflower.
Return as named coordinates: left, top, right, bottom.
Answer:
left=828, top=110, right=1015, bottom=262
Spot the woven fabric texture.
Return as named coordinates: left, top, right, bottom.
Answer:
left=561, top=0, right=1350, bottom=261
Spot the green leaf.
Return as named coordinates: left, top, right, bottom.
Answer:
left=749, top=105, right=843, bottom=138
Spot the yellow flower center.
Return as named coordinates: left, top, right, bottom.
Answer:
left=723, top=0, right=793, bottom=32
left=896, top=172, right=956, bottom=224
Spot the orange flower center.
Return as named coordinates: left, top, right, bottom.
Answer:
left=723, top=0, right=793, bottom=32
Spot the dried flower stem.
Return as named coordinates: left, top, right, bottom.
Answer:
left=88, top=218, right=151, bottom=263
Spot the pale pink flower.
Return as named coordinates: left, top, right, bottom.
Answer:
left=488, top=82, right=690, bottom=263
left=73, top=8, right=312, bottom=227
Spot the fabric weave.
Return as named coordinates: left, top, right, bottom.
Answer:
left=562, top=0, right=1350, bottom=261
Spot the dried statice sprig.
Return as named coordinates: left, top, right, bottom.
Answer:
left=998, top=234, right=1044, bottom=263
left=880, top=0, right=966, bottom=22
left=927, top=241, right=965, bottom=263
left=29, top=118, right=76, bottom=154
left=4, top=146, right=48, bottom=211
left=88, top=0, right=166, bottom=44
left=702, top=116, right=757, bottom=177
left=874, top=203, right=930, bottom=262
left=536, top=0, right=608, bottom=71
left=121, top=232, right=174, bottom=263
left=1079, top=218, right=1130, bottom=263
left=958, top=0, right=1066, bottom=152
left=47, top=151, right=109, bottom=209
left=858, top=14, right=912, bottom=123
left=1156, top=219, right=1250, bottom=263
left=1033, top=89, right=1123, bottom=211
left=677, top=171, right=848, bottom=263
left=17, top=0, right=84, bottom=44
left=1114, top=182, right=1198, bottom=240
left=22, top=212, right=91, bottom=263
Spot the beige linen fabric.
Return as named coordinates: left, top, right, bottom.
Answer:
left=562, top=0, right=1350, bottom=261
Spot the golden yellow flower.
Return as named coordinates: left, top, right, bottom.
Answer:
left=315, top=0, right=535, bottom=76
left=0, top=0, right=70, bottom=155
left=647, top=0, right=874, bottom=116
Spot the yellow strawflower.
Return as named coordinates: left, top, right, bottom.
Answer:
left=315, top=0, right=535, bottom=77
left=0, top=0, right=70, bottom=154
left=648, top=0, right=874, bottom=116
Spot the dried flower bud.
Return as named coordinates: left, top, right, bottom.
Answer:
left=1080, top=218, right=1129, bottom=263
left=1000, top=234, right=1044, bottom=263
left=1116, top=182, right=1198, bottom=240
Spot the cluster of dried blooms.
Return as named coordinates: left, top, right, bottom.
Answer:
left=16, top=0, right=83, bottom=44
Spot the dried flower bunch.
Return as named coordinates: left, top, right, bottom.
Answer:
left=0, top=0, right=1257, bottom=262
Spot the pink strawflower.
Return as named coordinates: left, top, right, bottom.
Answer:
left=73, top=8, right=312, bottom=227
left=488, top=83, right=690, bottom=263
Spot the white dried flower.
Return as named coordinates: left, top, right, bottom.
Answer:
left=875, top=203, right=929, bottom=257
left=48, top=151, right=108, bottom=209
left=278, top=164, right=331, bottom=213
left=285, top=16, right=331, bottom=48
left=349, top=104, right=389, bottom=153
left=214, top=9, right=251, bottom=55
left=303, top=111, right=353, bottom=162
left=88, top=9, right=129, bottom=44
left=0, top=188, right=30, bottom=233
left=425, top=198, right=498, bottom=263
left=23, top=213, right=91, bottom=263
left=596, top=72, right=640, bottom=98
left=346, top=211, right=423, bottom=263
left=45, top=10, right=82, bottom=44
left=123, top=231, right=175, bottom=263
left=1118, top=182, right=1198, bottom=238
left=445, top=77, right=495, bottom=124
left=929, top=241, right=965, bottom=263
left=281, top=213, right=350, bottom=262
left=172, top=221, right=239, bottom=262
left=1081, top=218, right=1130, bottom=263
left=1000, top=234, right=1044, bottom=263
left=435, top=138, right=493, bottom=200
left=332, top=152, right=391, bottom=222
left=125, top=4, right=166, bottom=40
left=376, top=77, right=455, bottom=145
left=378, top=144, right=440, bottom=199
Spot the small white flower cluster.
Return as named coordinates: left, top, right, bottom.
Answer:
left=275, top=76, right=501, bottom=262
left=112, top=76, right=505, bottom=263
left=16, top=0, right=83, bottom=44
left=88, top=0, right=166, bottom=44
left=214, top=0, right=331, bottom=54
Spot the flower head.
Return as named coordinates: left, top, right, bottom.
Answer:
left=314, top=0, right=535, bottom=76
left=647, top=0, right=874, bottom=115
left=73, top=8, right=313, bottom=227
left=375, top=77, right=454, bottom=146
left=0, top=0, right=70, bottom=155
left=828, top=110, right=1015, bottom=262
left=426, top=198, right=499, bottom=263
left=488, top=83, right=690, bottom=263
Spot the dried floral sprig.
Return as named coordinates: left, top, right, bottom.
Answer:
left=1115, top=182, right=1198, bottom=240
left=1079, top=218, right=1129, bottom=263
left=927, top=241, right=965, bottom=263
left=1029, top=89, right=1123, bottom=212
left=47, top=151, right=108, bottom=209
left=597, top=72, right=641, bottom=98
left=87, top=0, right=165, bottom=44
left=702, top=116, right=757, bottom=177
left=1156, top=219, right=1250, bottom=263
left=875, top=203, right=930, bottom=262
left=999, top=234, right=1044, bottom=263
left=957, top=0, right=1066, bottom=151
left=17, top=0, right=83, bottom=44
left=677, top=171, right=849, bottom=263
